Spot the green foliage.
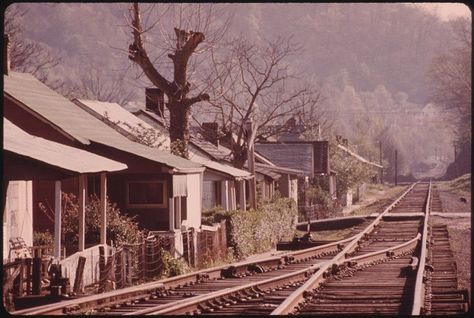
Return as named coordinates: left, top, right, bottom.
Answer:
left=202, top=206, right=227, bottom=225
left=170, top=139, right=188, bottom=159
left=33, top=230, right=54, bottom=246
left=305, top=185, right=333, bottom=208
left=209, top=197, right=298, bottom=259
left=41, top=192, right=145, bottom=248
left=118, top=121, right=167, bottom=149
left=160, top=249, right=191, bottom=277
left=197, top=247, right=236, bottom=270
left=329, top=142, right=376, bottom=197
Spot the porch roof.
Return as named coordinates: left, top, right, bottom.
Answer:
left=4, top=118, right=127, bottom=174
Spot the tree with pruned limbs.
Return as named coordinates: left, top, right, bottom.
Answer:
left=200, top=36, right=326, bottom=169
left=127, top=3, right=229, bottom=158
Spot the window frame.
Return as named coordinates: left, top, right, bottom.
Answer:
left=126, top=180, right=168, bottom=208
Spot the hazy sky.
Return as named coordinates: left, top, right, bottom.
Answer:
left=413, top=3, right=471, bottom=21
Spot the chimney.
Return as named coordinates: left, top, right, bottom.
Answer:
left=202, top=122, right=219, bottom=147
left=4, top=34, right=10, bottom=75
left=145, top=87, right=165, bottom=117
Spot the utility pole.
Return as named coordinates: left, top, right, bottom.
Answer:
left=394, top=150, right=398, bottom=186
left=379, top=141, right=383, bottom=184
left=454, top=144, right=458, bottom=177
left=245, top=119, right=257, bottom=210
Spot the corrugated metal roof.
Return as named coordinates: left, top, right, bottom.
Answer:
left=74, top=99, right=169, bottom=148
left=4, top=118, right=127, bottom=173
left=337, top=144, right=383, bottom=169
left=82, top=103, right=250, bottom=179
left=4, top=72, right=202, bottom=172
left=255, top=163, right=304, bottom=176
left=192, top=158, right=252, bottom=180
left=253, top=165, right=281, bottom=180
left=75, top=100, right=250, bottom=179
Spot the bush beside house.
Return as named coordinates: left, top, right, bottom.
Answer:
left=204, top=197, right=298, bottom=259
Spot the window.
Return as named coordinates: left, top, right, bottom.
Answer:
left=126, top=181, right=167, bottom=208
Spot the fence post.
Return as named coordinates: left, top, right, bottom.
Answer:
left=114, top=249, right=123, bottom=289
left=191, top=228, right=198, bottom=268
left=106, top=250, right=115, bottom=290
left=138, top=241, right=145, bottom=282
left=123, top=246, right=131, bottom=286
left=25, top=258, right=32, bottom=295
left=73, top=256, right=86, bottom=294
left=32, top=257, right=42, bottom=295
left=98, top=246, right=106, bottom=293
left=12, top=259, right=25, bottom=297
left=145, top=237, right=153, bottom=279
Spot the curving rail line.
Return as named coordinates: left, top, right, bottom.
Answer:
left=13, top=181, right=461, bottom=316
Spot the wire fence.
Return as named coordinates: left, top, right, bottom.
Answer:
left=3, top=223, right=230, bottom=304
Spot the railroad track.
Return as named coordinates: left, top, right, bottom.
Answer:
left=11, top=235, right=353, bottom=315
left=12, top=181, right=469, bottom=315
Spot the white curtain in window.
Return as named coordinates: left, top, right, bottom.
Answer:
left=173, top=174, right=187, bottom=197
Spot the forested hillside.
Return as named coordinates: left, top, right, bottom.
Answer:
left=6, top=3, right=470, bottom=178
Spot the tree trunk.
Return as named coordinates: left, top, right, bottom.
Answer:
left=168, top=100, right=190, bottom=158
left=232, top=145, right=247, bottom=170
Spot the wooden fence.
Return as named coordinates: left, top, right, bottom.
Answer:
left=4, top=223, right=229, bottom=303
left=196, top=220, right=228, bottom=267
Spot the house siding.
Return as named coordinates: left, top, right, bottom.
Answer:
left=3, top=181, right=33, bottom=261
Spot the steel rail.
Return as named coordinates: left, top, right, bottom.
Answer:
left=130, top=265, right=322, bottom=315
left=131, top=236, right=421, bottom=315
left=10, top=233, right=355, bottom=315
left=12, top=183, right=421, bottom=316
left=343, top=232, right=420, bottom=268
left=271, top=182, right=419, bottom=315
left=411, top=180, right=431, bottom=315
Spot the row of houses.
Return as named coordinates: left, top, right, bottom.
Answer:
left=3, top=67, right=306, bottom=265
left=3, top=49, right=382, bottom=289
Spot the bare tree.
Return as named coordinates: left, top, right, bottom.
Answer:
left=428, top=17, right=471, bottom=144
left=67, top=70, right=138, bottom=106
left=126, top=3, right=231, bottom=158
left=4, top=5, right=63, bottom=90
left=201, top=36, right=326, bottom=169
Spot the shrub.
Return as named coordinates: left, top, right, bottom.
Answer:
left=33, top=230, right=54, bottom=246
left=330, top=143, right=377, bottom=197
left=209, top=197, right=298, bottom=259
left=160, top=249, right=191, bottom=277
left=39, top=192, right=145, bottom=248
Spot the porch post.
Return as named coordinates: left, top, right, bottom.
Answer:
left=239, top=180, right=246, bottom=211
left=221, top=180, right=229, bottom=210
left=100, top=172, right=107, bottom=245
left=54, top=180, right=62, bottom=259
left=169, top=198, right=174, bottom=231
left=78, top=175, right=86, bottom=252
left=229, top=181, right=236, bottom=210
